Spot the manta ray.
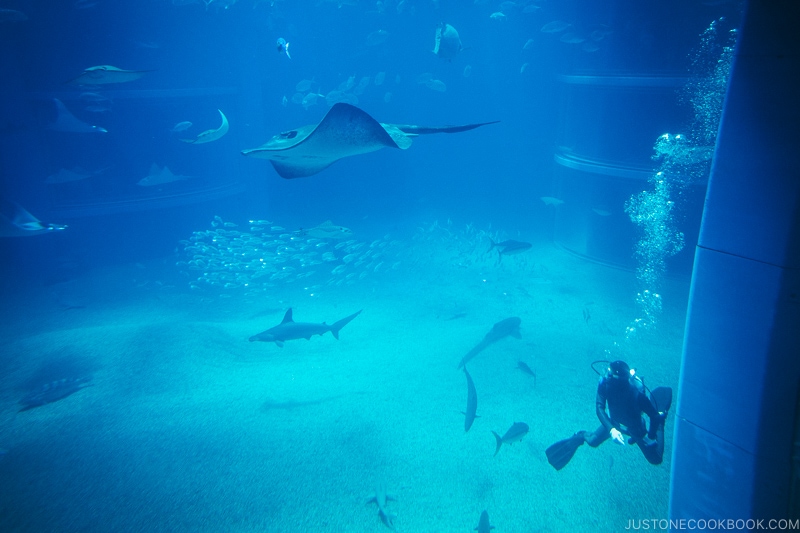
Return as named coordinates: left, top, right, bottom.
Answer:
left=0, top=201, right=67, bottom=237
left=241, top=103, right=498, bottom=179
left=66, top=65, right=150, bottom=85
left=179, top=109, right=229, bottom=144
left=48, top=99, right=107, bottom=133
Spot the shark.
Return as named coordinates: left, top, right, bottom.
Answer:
left=66, top=65, right=150, bottom=85
left=463, top=366, right=479, bottom=432
left=488, top=239, right=532, bottom=258
left=457, top=317, right=522, bottom=368
left=475, top=510, right=495, bottom=533
left=366, top=483, right=397, bottom=530
left=249, top=308, right=362, bottom=347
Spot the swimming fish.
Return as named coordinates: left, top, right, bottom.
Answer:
left=171, top=121, right=193, bottom=133
left=66, top=65, right=149, bottom=85
left=301, top=221, right=353, bottom=240
left=488, top=239, right=532, bottom=257
left=463, top=366, right=479, bottom=432
left=458, top=317, right=522, bottom=368
left=492, top=421, right=529, bottom=456
left=433, top=22, right=463, bottom=60
left=248, top=308, right=362, bottom=347
left=18, top=377, right=92, bottom=411
left=276, top=37, right=290, bottom=59
left=475, top=510, right=494, bottom=533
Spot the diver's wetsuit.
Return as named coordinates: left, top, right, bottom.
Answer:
left=584, top=376, right=666, bottom=465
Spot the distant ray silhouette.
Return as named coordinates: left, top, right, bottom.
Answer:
left=48, top=99, right=107, bottom=133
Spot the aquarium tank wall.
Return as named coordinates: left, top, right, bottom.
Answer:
left=1, top=0, right=798, bottom=531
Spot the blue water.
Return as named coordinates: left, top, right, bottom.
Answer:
left=1, top=0, right=741, bottom=531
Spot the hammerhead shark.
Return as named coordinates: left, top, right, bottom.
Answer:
left=366, top=483, right=397, bottom=530
left=457, top=317, right=522, bottom=368
left=249, top=308, right=361, bottom=347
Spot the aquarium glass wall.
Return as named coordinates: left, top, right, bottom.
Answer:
left=0, top=0, right=741, bottom=531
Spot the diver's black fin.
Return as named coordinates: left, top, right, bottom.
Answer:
left=650, top=387, right=673, bottom=414
left=545, top=431, right=586, bottom=471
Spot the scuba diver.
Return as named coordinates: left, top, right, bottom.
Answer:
left=545, top=360, right=672, bottom=470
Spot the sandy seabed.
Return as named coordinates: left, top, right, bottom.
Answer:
left=0, top=243, right=686, bottom=532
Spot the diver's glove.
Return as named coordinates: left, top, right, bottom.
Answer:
left=610, top=428, right=625, bottom=445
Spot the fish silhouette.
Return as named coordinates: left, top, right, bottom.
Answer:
left=18, top=377, right=92, bottom=411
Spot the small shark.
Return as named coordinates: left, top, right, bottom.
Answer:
left=179, top=109, right=229, bottom=144
left=457, top=317, right=522, bottom=368
left=463, top=366, right=479, bottom=432
left=300, top=220, right=353, bottom=240
left=475, top=510, right=495, bottom=533
left=366, top=483, right=397, bottom=530
left=491, top=421, right=529, bottom=456
left=249, top=308, right=362, bottom=347
left=488, top=239, right=532, bottom=260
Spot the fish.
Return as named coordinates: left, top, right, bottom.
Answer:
left=45, top=166, right=108, bottom=184
left=301, top=221, right=353, bottom=240
left=523, top=38, right=535, bottom=50
left=374, top=71, right=386, bottom=85
left=366, top=483, right=397, bottom=530
left=137, top=164, right=192, bottom=186
left=48, top=98, right=107, bottom=133
left=18, top=377, right=93, bottom=411
left=517, top=361, right=536, bottom=387
left=0, top=201, right=67, bottom=237
left=463, top=65, right=472, bottom=77
left=425, top=79, right=447, bottom=92
left=179, top=109, right=229, bottom=144
left=249, top=308, right=362, bottom=347
left=463, top=366, right=479, bottom=432
left=475, top=510, right=495, bottom=533
left=489, top=12, right=506, bottom=21
left=488, top=239, right=532, bottom=257
left=491, top=421, right=529, bottom=456
left=540, top=196, right=564, bottom=206
left=66, top=65, right=149, bottom=85
left=433, top=22, right=463, bottom=60
left=457, top=317, right=522, bottom=368
left=276, top=37, right=290, bottom=59
left=541, top=20, right=571, bottom=33
left=241, top=103, right=497, bottom=179
left=0, top=7, right=27, bottom=21
left=171, top=121, right=193, bottom=132
left=560, top=32, right=586, bottom=44
left=366, top=29, right=389, bottom=46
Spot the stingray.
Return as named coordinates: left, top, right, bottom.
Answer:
left=48, top=99, right=107, bottom=133
left=0, top=201, right=67, bottom=237
left=241, top=103, right=497, bottom=179
left=137, top=163, right=192, bottom=186
left=178, top=109, right=229, bottom=144
left=66, top=65, right=150, bottom=85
